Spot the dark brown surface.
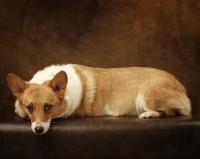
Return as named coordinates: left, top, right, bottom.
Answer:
left=1, top=115, right=200, bottom=159
left=0, top=0, right=200, bottom=158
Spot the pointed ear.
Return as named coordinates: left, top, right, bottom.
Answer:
left=49, top=71, right=68, bottom=97
left=7, top=73, right=28, bottom=98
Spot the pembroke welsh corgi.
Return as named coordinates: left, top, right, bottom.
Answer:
left=7, top=64, right=191, bottom=134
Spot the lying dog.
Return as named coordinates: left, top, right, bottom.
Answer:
left=7, top=64, right=191, bottom=134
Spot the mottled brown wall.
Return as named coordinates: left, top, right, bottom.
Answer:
left=1, top=0, right=200, bottom=114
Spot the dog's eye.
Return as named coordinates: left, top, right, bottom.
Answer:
left=27, top=103, right=34, bottom=113
left=44, top=104, right=52, bottom=113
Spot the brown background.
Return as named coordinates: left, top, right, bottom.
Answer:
left=0, top=0, right=200, bottom=115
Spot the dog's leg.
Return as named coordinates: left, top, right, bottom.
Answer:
left=138, top=111, right=161, bottom=119
left=138, top=110, right=176, bottom=119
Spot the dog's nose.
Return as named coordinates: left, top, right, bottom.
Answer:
left=35, top=126, right=44, bottom=134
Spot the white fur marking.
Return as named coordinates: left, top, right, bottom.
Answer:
left=64, top=65, right=82, bottom=116
left=15, top=100, right=26, bottom=117
left=31, top=119, right=51, bottom=134
left=103, top=104, right=113, bottom=116
left=136, top=93, right=149, bottom=115
left=138, top=111, right=161, bottom=119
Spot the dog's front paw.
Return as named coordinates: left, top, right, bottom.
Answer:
left=138, top=111, right=160, bottom=119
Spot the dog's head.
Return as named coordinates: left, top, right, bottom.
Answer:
left=7, top=71, right=68, bottom=135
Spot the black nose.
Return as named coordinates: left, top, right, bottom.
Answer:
left=35, top=126, right=44, bottom=134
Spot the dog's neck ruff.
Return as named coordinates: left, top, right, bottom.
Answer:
left=29, top=64, right=82, bottom=117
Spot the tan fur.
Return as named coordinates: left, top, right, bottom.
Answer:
left=73, top=65, right=191, bottom=117
left=7, top=65, right=191, bottom=134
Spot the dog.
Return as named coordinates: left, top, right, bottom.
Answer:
left=7, top=64, right=191, bottom=134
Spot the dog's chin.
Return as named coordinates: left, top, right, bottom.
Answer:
left=31, top=120, right=51, bottom=135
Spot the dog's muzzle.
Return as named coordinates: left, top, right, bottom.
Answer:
left=31, top=120, right=51, bottom=135
left=32, top=122, right=44, bottom=135
left=35, top=125, right=44, bottom=134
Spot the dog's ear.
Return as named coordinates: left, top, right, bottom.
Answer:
left=7, top=73, right=28, bottom=98
left=49, top=71, right=68, bottom=97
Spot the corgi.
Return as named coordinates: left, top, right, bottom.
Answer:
left=7, top=64, right=191, bottom=134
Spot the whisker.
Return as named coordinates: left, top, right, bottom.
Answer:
left=50, top=121, right=57, bottom=128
